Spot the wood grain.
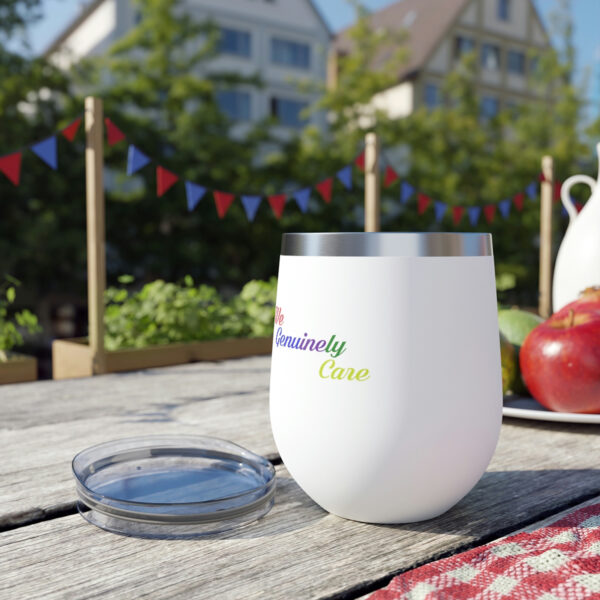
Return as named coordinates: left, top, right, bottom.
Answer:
left=2, top=357, right=600, bottom=599
left=2, top=462, right=600, bottom=600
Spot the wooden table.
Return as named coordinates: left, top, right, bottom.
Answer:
left=1, top=356, right=600, bottom=599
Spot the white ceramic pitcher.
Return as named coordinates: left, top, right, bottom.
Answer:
left=552, top=143, right=600, bottom=312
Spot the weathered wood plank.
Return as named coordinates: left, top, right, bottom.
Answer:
left=1, top=465, right=600, bottom=600
left=1, top=356, right=271, bottom=430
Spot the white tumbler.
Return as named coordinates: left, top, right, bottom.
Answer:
left=269, top=233, right=502, bottom=523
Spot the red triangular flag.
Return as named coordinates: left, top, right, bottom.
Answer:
left=156, top=166, right=179, bottom=197
left=513, top=193, right=524, bottom=212
left=554, top=181, right=562, bottom=203
left=483, top=204, right=496, bottom=223
left=355, top=151, right=365, bottom=172
left=575, top=201, right=583, bottom=213
left=268, top=194, right=286, bottom=219
left=214, top=190, right=235, bottom=219
left=104, top=117, right=126, bottom=146
left=0, top=152, right=22, bottom=186
left=452, top=205, right=464, bottom=226
left=538, top=172, right=546, bottom=182
left=61, top=118, right=81, bottom=142
left=316, top=178, right=333, bottom=203
left=417, top=193, right=431, bottom=215
left=513, top=192, right=525, bottom=211
left=383, top=166, right=399, bottom=188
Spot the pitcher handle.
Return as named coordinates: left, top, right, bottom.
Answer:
left=561, top=174, right=596, bottom=224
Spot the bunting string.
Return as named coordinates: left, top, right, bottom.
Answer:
left=0, top=117, right=82, bottom=186
left=0, top=113, right=587, bottom=224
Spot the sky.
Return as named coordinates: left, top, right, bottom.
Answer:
left=13, top=0, right=600, bottom=111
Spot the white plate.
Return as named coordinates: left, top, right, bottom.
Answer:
left=503, top=396, right=600, bottom=424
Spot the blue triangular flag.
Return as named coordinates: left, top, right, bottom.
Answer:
left=241, top=195, right=262, bottom=221
left=561, top=204, right=568, bottom=218
left=434, top=201, right=447, bottom=222
left=127, top=144, right=151, bottom=176
left=400, top=182, right=415, bottom=204
left=468, top=206, right=481, bottom=226
left=293, top=188, right=311, bottom=213
left=30, top=136, right=57, bottom=170
left=526, top=182, right=537, bottom=200
left=499, top=199, right=511, bottom=219
left=185, top=181, right=206, bottom=212
left=336, top=165, right=352, bottom=190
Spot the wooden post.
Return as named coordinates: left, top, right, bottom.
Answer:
left=85, top=96, right=106, bottom=374
left=364, top=132, right=381, bottom=232
left=539, top=155, right=554, bottom=318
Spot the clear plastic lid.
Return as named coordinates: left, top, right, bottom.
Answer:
left=72, top=435, right=276, bottom=539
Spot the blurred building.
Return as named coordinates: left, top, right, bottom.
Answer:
left=45, top=0, right=331, bottom=132
left=333, top=0, right=552, bottom=120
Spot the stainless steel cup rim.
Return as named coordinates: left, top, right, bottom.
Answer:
left=281, top=232, right=492, bottom=257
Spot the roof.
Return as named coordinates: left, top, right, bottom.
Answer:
left=334, top=0, right=471, bottom=81
left=44, top=0, right=331, bottom=58
left=44, top=0, right=105, bottom=57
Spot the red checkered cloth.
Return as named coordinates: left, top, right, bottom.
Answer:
left=369, top=503, right=600, bottom=600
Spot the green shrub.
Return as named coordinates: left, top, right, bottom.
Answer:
left=104, top=276, right=277, bottom=350
left=0, top=277, right=41, bottom=361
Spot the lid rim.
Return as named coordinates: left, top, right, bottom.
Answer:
left=281, top=232, right=493, bottom=257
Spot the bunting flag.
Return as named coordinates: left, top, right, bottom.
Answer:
left=30, top=136, right=58, bottom=170
left=498, top=199, right=512, bottom=219
left=483, top=204, right=496, bottom=223
left=538, top=172, right=546, bottom=182
left=434, top=201, right=447, bottom=222
left=127, top=145, right=151, bottom=176
left=0, top=152, right=22, bottom=186
left=336, top=165, right=352, bottom=190
left=241, top=195, right=262, bottom=221
left=355, top=151, right=365, bottom=172
left=513, top=192, right=525, bottom=211
left=417, top=193, right=431, bottom=215
left=316, top=178, right=333, bottom=203
left=214, top=190, right=235, bottom=219
left=384, top=166, right=399, bottom=188
left=185, top=181, right=206, bottom=212
left=61, top=118, right=82, bottom=142
left=468, top=206, right=481, bottom=226
left=268, top=194, right=286, bottom=219
left=400, top=181, right=415, bottom=204
left=105, top=118, right=126, bottom=146
left=452, top=205, right=464, bottom=226
left=293, top=188, right=311, bottom=213
left=526, top=182, right=537, bottom=200
left=156, top=166, right=178, bottom=197
left=513, top=193, right=524, bottom=212
left=554, top=181, right=562, bottom=203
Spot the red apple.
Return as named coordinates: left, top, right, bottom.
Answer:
left=520, top=305, right=600, bottom=413
left=562, top=286, right=600, bottom=312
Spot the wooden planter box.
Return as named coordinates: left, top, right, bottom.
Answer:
left=0, top=354, right=38, bottom=385
left=52, top=336, right=273, bottom=380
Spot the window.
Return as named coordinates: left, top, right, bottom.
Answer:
left=481, top=43, right=501, bottom=71
left=270, top=97, right=307, bottom=128
left=507, top=50, right=525, bottom=75
left=480, top=96, right=499, bottom=120
left=271, top=38, right=310, bottom=69
left=220, top=27, right=251, bottom=57
left=498, top=0, right=510, bottom=21
left=424, top=83, right=440, bottom=109
left=454, top=36, right=475, bottom=59
left=216, top=90, right=251, bottom=121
